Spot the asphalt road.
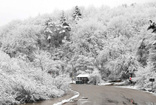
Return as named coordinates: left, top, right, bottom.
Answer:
left=65, top=84, right=156, bottom=105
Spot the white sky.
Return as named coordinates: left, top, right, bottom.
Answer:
left=0, top=0, right=155, bottom=26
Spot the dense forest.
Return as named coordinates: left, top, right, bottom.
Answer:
left=0, top=2, right=156, bottom=104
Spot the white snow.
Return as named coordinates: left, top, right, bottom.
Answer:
left=53, top=89, right=80, bottom=105
left=99, top=82, right=156, bottom=96
left=98, top=82, right=113, bottom=86
left=115, top=86, right=138, bottom=90
left=76, top=74, right=90, bottom=78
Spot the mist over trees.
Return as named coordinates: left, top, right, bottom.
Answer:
left=0, top=2, right=156, bottom=104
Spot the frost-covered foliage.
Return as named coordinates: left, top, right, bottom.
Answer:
left=135, top=20, right=156, bottom=91
left=88, top=68, right=102, bottom=85
left=0, top=50, right=70, bottom=104
left=135, top=65, right=156, bottom=91
left=136, top=38, right=149, bottom=66
left=44, top=19, right=71, bottom=47
left=68, top=2, right=156, bottom=89
left=72, top=6, right=82, bottom=21
left=0, top=2, right=156, bottom=104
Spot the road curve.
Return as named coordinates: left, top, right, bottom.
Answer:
left=64, top=84, right=156, bottom=105
left=53, top=89, right=79, bottom=105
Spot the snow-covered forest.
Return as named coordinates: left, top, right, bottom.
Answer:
left=0, top=2, right=156, bottom=104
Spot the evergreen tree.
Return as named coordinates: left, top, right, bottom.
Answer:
left=136, top=38, right=149, bottom=67
left=44, top=18, right=71, bottom=47
left=60, top=11, right=71, bottom=31
left=147, top=20, right=156, bottom=71
left=60, top=11, right=66, bottom=24
left=149, top=37, right=156, bottom=71
left=72, top=6, right=82, bottom=21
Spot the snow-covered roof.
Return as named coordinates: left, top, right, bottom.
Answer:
left=76, top=74, right=90, bottom=78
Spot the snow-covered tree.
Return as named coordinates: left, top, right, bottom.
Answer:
left=72, top=6, right=82, bottom=21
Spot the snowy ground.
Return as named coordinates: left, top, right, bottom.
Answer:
left=53, top=89, right=79, bottom=105
left=99, top=82, right=156, bottom=96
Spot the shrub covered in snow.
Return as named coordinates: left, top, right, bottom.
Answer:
left=88, top=69, right=101, bottom=85
left=0, top=50, right=70, bottom=104
left=135, top=65, right=156, bottom=91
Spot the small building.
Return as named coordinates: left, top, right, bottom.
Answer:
left=76, top=74, right=90, bottom=84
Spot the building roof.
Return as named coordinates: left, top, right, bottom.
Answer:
left=76, top=74, right=90, bottom=78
